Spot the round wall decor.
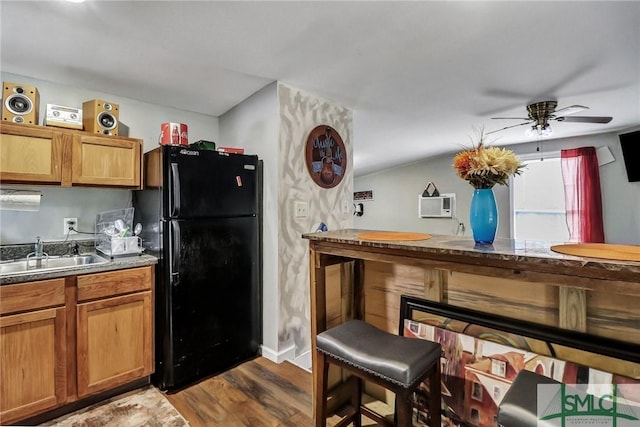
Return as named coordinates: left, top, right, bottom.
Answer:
left=305, top=125, right=347, bottom=189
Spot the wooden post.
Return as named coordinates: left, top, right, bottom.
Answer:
left=353, top=259, right=365, bottom=320
left=424, top=268, right=446, bottom=303
left=559, top=286, right=587, bottom=332
left=309, top=248, right=326, bottom=423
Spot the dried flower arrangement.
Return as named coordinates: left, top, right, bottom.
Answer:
left=452, top=130, right=525, bottom=189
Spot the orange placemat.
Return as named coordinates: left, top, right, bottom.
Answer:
left=356, top=231, right=432, bottom=241
left=550, top=243, right=640, bottom=262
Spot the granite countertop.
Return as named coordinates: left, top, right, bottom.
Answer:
left=0, top=242, right=158, bottom=285
left=302, top=229, right=640, bottom=275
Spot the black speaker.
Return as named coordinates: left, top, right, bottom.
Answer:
left=619, top=130, right=640, bottom=182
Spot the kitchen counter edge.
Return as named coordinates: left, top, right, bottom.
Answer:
left=302, top=229, right=640, bottom=275
left=0, top=254, right=158, bottom=285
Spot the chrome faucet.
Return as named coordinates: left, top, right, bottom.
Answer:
left=34, top=236, right=43, bottom=258
left=26, top=236, right=48, bottom=268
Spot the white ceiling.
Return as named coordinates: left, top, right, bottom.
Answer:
left=2, top=1, right=639, bottom=176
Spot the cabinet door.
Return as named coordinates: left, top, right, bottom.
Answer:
left=0, top=308, right=67, bottom=424
left=0, top=124, right=67, bottom=184
left=71, top=135, right=141, bottom=188
left=76, top=291, right=153, bottom=397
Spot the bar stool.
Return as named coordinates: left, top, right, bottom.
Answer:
left=498, top=370, right=560, bottom=427
left=315, top=319, right=441, bottom=427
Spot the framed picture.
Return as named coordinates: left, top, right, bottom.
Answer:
left=305, top=125, right=347, bottom=189
left=399, top=296, right=640, bottom=427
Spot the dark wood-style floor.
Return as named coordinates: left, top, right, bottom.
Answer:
left=164, top=357, right=384, bottom=427
left=164, top=357, right=313, bottom=426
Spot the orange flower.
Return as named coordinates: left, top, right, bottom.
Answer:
left=452, top=137, right=524, bottom=189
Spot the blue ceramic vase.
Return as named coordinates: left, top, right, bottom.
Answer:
left=470, top=188, right=498, bottom=244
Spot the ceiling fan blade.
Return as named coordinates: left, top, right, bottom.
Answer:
left=555, top=116, right=613, bottom=124
left=486, top=121, right=532, bottom=135
left=490, top=117, right=529, bottom=120
left=552, top=105, right=588, bottom=117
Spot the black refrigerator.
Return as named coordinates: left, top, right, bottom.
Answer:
left=133, top=145, right=262, bottom=391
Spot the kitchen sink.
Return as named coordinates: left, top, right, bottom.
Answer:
left=0, top=254, right=109, bottom=276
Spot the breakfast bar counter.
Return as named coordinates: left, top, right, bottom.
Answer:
left=303, top=229, right=640, bottom=410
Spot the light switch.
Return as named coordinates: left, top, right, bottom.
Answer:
left=341, top=200, right=351, bottom=215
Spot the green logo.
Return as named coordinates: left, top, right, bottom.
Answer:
left=538, top=384, right=640, bottom=427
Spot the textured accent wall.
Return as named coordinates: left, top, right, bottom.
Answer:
left=278, top=83, right=353, bottom=361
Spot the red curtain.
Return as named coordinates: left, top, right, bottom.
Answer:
left=560, top=147, right=605, bottom=243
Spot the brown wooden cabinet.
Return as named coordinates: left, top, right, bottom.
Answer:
left=76, top=267, right=154, bottom=397
left=0, top=124, right=66, bottom=184
left=0, top=279, right=67, bottom=424
left=71, top=134, right=141, bottom=187
left=0, top=266, right=154, bottom=424
left=0, top=123, right=142, bottom=188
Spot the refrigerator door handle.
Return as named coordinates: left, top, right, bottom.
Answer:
left=169, top=221, right=180, bottom=280
left=170, top=162, right=181, bottom=217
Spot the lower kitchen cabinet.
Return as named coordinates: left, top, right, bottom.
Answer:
left=0, top=279, right=67, bottom=424
left=75, top=266, right=154, bottom=398
left=77, top=291, right=153, bottom=397
left=0, top=265, right=154, bottom=424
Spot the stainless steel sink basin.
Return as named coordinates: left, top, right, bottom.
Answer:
left=0, top=254, right=109, bottom=276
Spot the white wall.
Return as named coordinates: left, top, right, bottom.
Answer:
left=0, top=72, right=218, bottom=245
left=277, top=83, right=353, bottom=368
left=219, top=82, right=353, bottom=369
left=355, top=131, right=640, bottom=245
left=219, top=83, right=281, bottom=360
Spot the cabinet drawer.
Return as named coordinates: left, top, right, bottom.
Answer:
left=77, top=266, right=153, bottom=302
left=0, top=278, right=66, bottom=316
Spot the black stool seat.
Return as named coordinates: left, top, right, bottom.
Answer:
left=498, top=370, right=560, bottom=427
left=317, top=320, right=441, bottom=388
left=315, top=320, right=441, bottom=427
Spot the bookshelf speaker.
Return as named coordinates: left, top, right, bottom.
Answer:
left=83, top=99, right=119, bottom=136
left=2, top=81, right=40, bottom=125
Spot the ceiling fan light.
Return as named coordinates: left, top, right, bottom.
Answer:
left=525, top=126, right=537, bottom=137
left=540, top=125, right=553, bottom=137
left=525, top=124, right=553, bottom=138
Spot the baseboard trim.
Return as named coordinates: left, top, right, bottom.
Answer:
left=260, top=344, right=295, bottom=364
left=292, top=349, right=311, bottom=372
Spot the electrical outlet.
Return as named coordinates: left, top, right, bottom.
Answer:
left=64, top=217, right=78, bottom=235
left=294, top=201, right=308, bottom=218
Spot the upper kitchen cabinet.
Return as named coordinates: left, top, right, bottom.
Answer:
left=0, top=123, right=65, bottom=184
left=0, top=123, right=142, bottom=189
left=71, top=134, right=141, bottom=187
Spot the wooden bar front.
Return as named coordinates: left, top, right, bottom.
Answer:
left=304, top=229, right=640, bottom=421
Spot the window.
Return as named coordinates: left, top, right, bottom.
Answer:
left=472, top=382, right=483, bottom=401
left=470, top=408, right=480, bottom=425
left=511, top=156, right=570, bottom=242
left=493, top=386, right=501, bottom=400
left=491, top=359, right=506, bottom=377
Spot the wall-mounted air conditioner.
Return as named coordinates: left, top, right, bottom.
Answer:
left=418, top=193, right=455, bottom=218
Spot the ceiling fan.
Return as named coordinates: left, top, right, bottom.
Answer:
left=487, top=101, right=613, bottom=136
